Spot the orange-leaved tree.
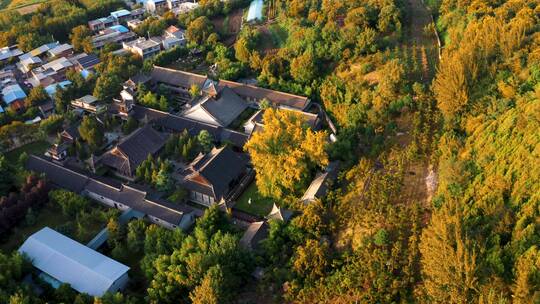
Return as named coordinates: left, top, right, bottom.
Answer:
left=245, top=108, right=328, bottom=200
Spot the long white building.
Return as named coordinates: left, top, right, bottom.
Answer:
left=19, top=227, right=130, bottom=296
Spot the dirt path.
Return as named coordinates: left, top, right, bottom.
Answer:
left=404, top=0, right=439, bottom=82
left=395, top=0, right=440, bottom=206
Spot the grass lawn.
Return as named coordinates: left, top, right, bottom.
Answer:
left=0, top=201, right=108, bottom=253
left=0, top=0, right=48, bottom=12
left=229, top=107, right=258, bottom=131
left=5, top=140, right=49, bottom=162
left=234, top=182, right=274, bottom=217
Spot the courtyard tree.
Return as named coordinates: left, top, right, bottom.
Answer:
left=245, top=109, right=328, bottom=199
left=93, top=72, right=122, bottom=101
left=78, top=116, right=104, bottom=152
left=197, top=130, right=214, bottom=153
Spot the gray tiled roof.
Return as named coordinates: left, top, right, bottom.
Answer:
left=197, top=86, right=248, bottom=127
left=102, top=125, right=168, bottom=175
left=133, top=105, right=249, bottom=148
left=150, top=66, right=309, bottom=110
left=85, top=180, right=189, bottom=225
left=239, top=221, right=269, bottom=250
left=26, top=155, right=193, bottom=226
left=151, top=66, right=207, bottom=89
left=26, top=155, right=89, bottom=192
left=183, top=147, right=248, bottom=201
left=301, top=161, right=340, bottom=203
left=218, top=80, right=309, bottom=110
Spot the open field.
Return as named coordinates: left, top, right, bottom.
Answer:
left=211, top=8, right=243, bottom=46
left=5, top=140, right=49, bottom=162
left=0, top=0, right=48, bottom=14
left=0, top=201, right=107, bottom=253
left=234, top=182, right=274, bottom=217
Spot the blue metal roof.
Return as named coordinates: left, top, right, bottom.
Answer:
left=109, top=25, right=129, bottom=33
left=110, top=9, right=130, bottom=18
left=81, top=69, right=92, bottom=79
left=2, top=84, right=27, bottom=104
left=0, top=105, right=4, bottom=113
left=45, top=80, right=72, bottom=97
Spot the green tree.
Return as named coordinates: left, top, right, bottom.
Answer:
left=70, top=25, right=93, bottom=53
left=189, top=265, right=225, bottom=304
left=290, top=51, right=318, bottom=84
left=122, top=117, right=138, bottom=135
left=186, top=16, right=214, bottom=45
left=78, top=116, right=104, bottom=152
left=93, top=73, right=122, bottom=101
left=234, top=37, right=251, bottom=63
left=49, top=190, right=89, bottom=217
left=127, top=220, right=147, bottom=253
left=189, top=84, right=201, bottom=98
left=293, top=239, right=329, bottom=280
left=197, top=130, right=213, bottom=153
left=25, top=86, right=48, bottom=107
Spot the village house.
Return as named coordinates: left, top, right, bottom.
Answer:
left=45, top=80, right=72, bottom=99
left=145, top=0, right=167, bottom=14
left=166, top=0, right=181, bottom=10
left=163, top=26, right=187, bottom=47
left=1, top=84, right=27, bottom=111
left=88, top=16, right=119, bottom=32
left=101, top=125, right=168, bottom=179
left=127, top=19, right=143, bottom=30
left=182, top=146, right=250, bottom=207
left=38, top=99, right=55, bottom=118
left=110, top=9, right=144, bottom=24
left=71, top=95, right=107, bottom=114
left=109, top=90, right=135, bottom=120
left=31, top=57, right=73, bottom=86
left=22, top=42, right=60, bottom=60
left=0, top=45, right=23, bottom=63
left=60, top=124, right=80, bottom=144
left=47, top=43, right=74, bottom=58
left=171, top=2, right=199, bottom=16
left=69, top=53, right=101, bottom=75
left=0, top=69, right=17, bottom=87
left=18, top=55, right=42, bottom=74
left=92, top=25, right=137, bottom=50
left=19, top=227, right=130, bottom=297
left=123, top=38, right=162, bottom=59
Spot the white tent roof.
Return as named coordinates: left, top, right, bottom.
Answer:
left=18, top=227, right=129, bottom=296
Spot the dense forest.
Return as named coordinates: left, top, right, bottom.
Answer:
left=0, top=0, right=539, bottom=302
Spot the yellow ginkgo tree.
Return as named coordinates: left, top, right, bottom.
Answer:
left=245, top=108, right=328, bottom=200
